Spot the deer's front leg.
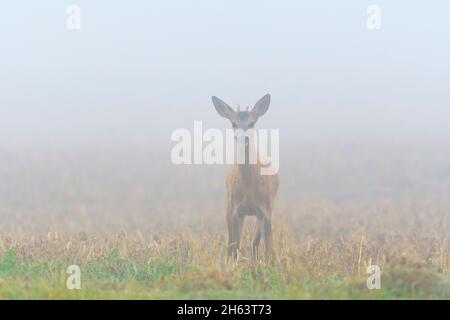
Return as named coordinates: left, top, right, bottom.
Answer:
left=252, top=219, right=262, bottom=260
left=226, top=201, right=233, bottom=256
left=262, top=215, right=273, bottom=262
left=232, top=212, right=245, bottom=259
left=228, top=204, right=244, bottom=260
left=256, top=206, right=274, bottom=262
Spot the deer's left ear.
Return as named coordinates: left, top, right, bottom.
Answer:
left=251, top=94, right=271, bottom=118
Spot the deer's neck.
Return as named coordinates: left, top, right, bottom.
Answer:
left=236, top=144, right=259, bottom=183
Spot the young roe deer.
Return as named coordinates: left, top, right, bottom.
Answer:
left=212, top=94, right=279, bottom=260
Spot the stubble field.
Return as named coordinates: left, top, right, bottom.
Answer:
left=0, top=143, right=449, bottom=299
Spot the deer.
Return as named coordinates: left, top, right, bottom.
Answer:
left=211, top=94, right=279, bottom=261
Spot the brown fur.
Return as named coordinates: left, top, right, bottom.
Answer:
left=226, top=160, right=279, bottom=260
left=212, top=94, right=278, bottom=261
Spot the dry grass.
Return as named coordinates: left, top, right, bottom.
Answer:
left=0, top=143, right=449, bottom=299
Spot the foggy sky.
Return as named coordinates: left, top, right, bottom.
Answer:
left=1, top=1, right=449, bottom=148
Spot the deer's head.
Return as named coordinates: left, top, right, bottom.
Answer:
left=212, top=94, right=271, bottom=145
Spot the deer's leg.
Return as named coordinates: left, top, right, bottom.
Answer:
left=231, top=210, right=244, bottom=260
left=226, top=202, right=233, bottom=256
left=252, top=219, right=262, bottom=260
left=262, top=215, right=273, bottom=262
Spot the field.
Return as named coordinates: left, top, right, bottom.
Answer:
left=0, top=143, right=450, bottom=299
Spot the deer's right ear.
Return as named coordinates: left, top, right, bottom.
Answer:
left=212, top=96, right=235, bottom=120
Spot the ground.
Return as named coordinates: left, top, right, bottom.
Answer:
left=0, top=145, right=449, bottom=299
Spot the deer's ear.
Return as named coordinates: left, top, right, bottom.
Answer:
left=251, top=94, right=271, bottom=118
left=212, top=96, right=235, bottom=120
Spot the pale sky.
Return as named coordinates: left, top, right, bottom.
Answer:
left=0, top=1, right=449, bottom=147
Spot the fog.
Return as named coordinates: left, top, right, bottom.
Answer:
left=0, top=1, right=449, bottom=149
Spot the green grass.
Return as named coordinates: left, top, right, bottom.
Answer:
left=1, top=248, right=449, bottom=299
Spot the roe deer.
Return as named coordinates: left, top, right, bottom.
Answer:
left=212, top=94, right=279, bottom=261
